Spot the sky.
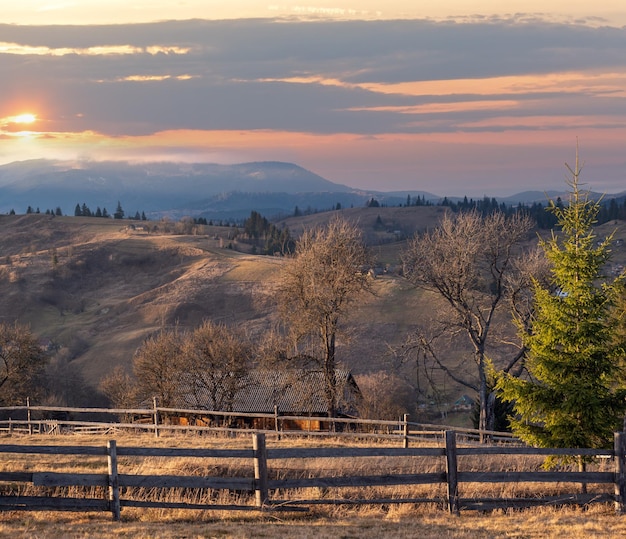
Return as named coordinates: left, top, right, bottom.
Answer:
left=1, top=2, right=626, bottom=197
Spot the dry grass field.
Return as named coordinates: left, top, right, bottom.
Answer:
left=1, top=506, right=624, bottom=538
left=0, top=432, right=624, bottom=538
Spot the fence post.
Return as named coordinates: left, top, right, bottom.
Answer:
left=107, top=440, right=121, bottom=521
left=253, top=432, right=269, bottom=508
left=27, top=397, right=33, bottom=435
left=445, top=430, right=460, bottom=515
left=274, top=405, right=281, bottom=440
left=403, top=414, right=409, bottom=448
left=152, top=397, right=159, bottom=438
left=615, top=432, right=626, bottom=515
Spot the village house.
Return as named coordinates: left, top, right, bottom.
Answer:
left=168, top=369, right=361, bottom=431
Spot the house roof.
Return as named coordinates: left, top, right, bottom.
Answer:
left=178, top=369, right=359, bottom=415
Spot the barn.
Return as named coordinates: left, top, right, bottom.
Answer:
left=170, top=369, right=361, bottom=430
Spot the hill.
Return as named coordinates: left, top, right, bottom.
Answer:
left=1, top=210, right=624, bottom=416
left=0, top=210, right=442, bottom=405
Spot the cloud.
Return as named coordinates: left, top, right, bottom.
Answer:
left=0, top=20, right=626, bottom=135
left=2, top=17, right=626, bottom=195
left=0, top=41, right=190, bottom=56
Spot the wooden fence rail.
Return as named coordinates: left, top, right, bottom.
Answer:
left=0, top=431, right=624, bottom=520
left=0, top=403, right=516, bottom=444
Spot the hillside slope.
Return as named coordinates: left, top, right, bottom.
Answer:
left=0, top=214, right=433, bottom=397
left=0, top=215, right=284, bottom=384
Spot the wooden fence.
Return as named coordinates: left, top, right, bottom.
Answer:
left=0, top=403, right=516, bottom=445
left=0, top=431, right=625, bottom=520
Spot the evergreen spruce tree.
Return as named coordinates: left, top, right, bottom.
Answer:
left=113, top=201, right=124, bottom=220
left=498, top=152, right=626, bottom=453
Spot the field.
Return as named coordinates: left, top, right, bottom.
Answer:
left=0, top=432, right=624, bottom=538
left=2, top=506, right=624, bottom=538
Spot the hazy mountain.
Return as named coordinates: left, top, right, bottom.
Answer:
left=0, top=160, right=383, bottom=219
left=2, top=159, right=622, bottom=221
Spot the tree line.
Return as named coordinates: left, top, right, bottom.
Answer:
left=241, top=211, right=295, bottom=255
left=380, top=192, right=626, bottom=229
left=74, top=201, right=147, bottom=221
left=8, top=201, right=148, bottom=221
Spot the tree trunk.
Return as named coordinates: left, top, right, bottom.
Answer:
left=486, top=391, right=496, bottom=432
left=478, top=352, right=489, bottom=443
left=325, top=331, right=337, bottom=419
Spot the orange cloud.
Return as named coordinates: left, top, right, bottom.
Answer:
left=0, top=42, right=190, bottom=56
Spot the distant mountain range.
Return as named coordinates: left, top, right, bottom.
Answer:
left=0, top=159, right=623, bottom=220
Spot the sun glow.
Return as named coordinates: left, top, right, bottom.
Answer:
left=0, top=113, right=39, bottom=139
left=11, top=113, right=37, bottom=124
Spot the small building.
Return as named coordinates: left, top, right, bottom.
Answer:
left=453, top=394, right=474, bottom=411
left=169, top=369, right=361, bottom=431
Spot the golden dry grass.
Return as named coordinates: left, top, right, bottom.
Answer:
left=0, top=432, right=623, bottom=537
left=0, top=504, right=623, bottom=538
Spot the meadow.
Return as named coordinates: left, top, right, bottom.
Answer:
left=0, top=431, right=623, bottom=538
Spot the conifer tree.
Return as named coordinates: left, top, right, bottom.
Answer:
left=113, top=201, right=124, bottom=220
left=498, top=152, right=626, bottom=452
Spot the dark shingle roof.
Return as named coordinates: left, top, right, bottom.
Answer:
left=178, top=369, right=359, bottom=415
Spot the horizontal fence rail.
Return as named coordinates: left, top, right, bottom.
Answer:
left=0, top=431, right=624, bottom=520
left=0, top=403, right=517, bottom=445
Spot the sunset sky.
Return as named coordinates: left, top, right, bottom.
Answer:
left=1, top=1, right=626, bottom=196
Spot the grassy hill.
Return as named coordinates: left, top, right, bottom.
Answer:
left=0, top=212, right=430, bottom=404
left=1, top=210, right=624, bottom=417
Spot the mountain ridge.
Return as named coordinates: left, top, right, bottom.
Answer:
left=1, top=159, right=624, bottom=220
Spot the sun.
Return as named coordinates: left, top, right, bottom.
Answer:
left=12, top=113, right=37, bottom=124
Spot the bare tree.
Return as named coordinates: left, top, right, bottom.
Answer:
left=401, top=210, right=534, bottom=437
left=45, top=348, right=91, bottom=407
left=181, top=320, right=252, bottom=412
left=0, top=322, right=47, bottom=405
left=356, top=371, right=415, bottom=420
left=100, top=365, right=139, bottom=408
left=99, top=365, right=140, bottom=422
left=132, top=328, right=185, bottom=408
left=503, top=244, right=552, bottom=376
left=277, top=217, right=372, bottom=416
